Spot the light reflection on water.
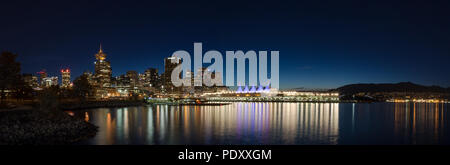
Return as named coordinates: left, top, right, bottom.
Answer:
left=68, top=102, right=450, bottom=145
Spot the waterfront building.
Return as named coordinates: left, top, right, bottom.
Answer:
left=201, top=88, right=339, bottom=102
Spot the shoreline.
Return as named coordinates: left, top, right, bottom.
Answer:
left=150, top=102, right=231, bottom=106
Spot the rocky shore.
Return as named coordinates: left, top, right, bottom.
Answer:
left=0, top=100, right=146, bottom=145
left=0, top=109, right=98, bottom=145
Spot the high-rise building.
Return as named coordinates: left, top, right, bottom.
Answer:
left=138, top=73, right=145, bottom=87
left=163, top=57, right=181, bottom=93
left=193, top=67, right=224, bottom=93
left=31, top=76, right=38, bottom=88
left=83, top=70, right=94, bottom=85
left=61, top=68, right=71, bottom=88
left=144, top=68, right=159, bottom=87
left=37, top=70, right=47, bottom=87
left=94, top=44, right=112, bottom=88
left=183, top=70, right=195, bottom=94
left=126, top=70, right=138, bottom=87
left=203, top=69, right=222, bottom=87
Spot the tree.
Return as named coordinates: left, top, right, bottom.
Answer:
left=72, top=75, right=93, bottom=101
left=0, top=51, right=21, bottom=104
left=14, top=77, right=34, bottom=101
left=39, top=85, right=60, bottom=115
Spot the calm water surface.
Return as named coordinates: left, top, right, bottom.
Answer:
left=68, top=102, right=450, bottom=145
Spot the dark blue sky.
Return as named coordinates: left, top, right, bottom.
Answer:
left=1, top=0, right=449, bottom=89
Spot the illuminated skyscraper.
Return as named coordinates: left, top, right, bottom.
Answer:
left=138, top=73, right=145, bottom=87
left=94, top=44, right=112, bottom=88
left=37, top=70, right=47, bottom=87
left=22, top=73, right=38, bottom=88
left=61, top=68, right=71, bottom=88
left=144, top=68, right=159, bottom=87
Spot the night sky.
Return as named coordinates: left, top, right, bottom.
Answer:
left=1, top=0, right=449, bottom=89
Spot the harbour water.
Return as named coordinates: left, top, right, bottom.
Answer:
left=68, top=102, right=450, bottom=145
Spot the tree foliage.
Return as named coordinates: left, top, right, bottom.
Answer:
left=15, top=76, right=34, bottom=100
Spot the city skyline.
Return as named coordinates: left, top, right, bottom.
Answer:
left=2, top=0, right=450, bottom=89
left=12, top=42, right=450, bottom=90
